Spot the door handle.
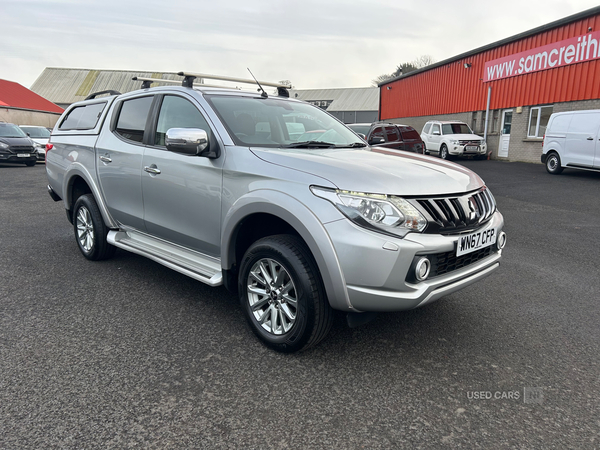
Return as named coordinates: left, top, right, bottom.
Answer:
left=99, top=155, right=112, bottom=163
left=144, top=165, right=161, bottom=175
left=587, top=137, right=594, bottom=140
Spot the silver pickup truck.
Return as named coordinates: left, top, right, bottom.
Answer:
left=46, top=72, right=506, bottom=352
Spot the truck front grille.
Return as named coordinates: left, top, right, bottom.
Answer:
left=413, top=187, right=496, bottom=234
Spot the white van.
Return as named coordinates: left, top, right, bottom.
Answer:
left=542, top=110, right=600, bottom=174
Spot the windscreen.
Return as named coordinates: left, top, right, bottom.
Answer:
left=0, top=124, right=28, bottom=138
left=442, top=123, right=472, bottom=135
left=206, top=95, right=364, bottom=148
left=21, top=127, right=50, bottom=138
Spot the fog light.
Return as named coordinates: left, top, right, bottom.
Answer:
left=496, top=232, right=507, bottom=250
left=415, top=257, right=431, bottom=281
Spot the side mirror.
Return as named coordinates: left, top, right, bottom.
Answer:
left=165, top=128, right=220, bottom=158
left=369, top=137, right=385, bottom=145
left=433, top=131, right=440, bottom=136
left=357, top=133, right=367, bottom=140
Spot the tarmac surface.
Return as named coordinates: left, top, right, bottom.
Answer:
left=1, top=160, right=599, bottom=448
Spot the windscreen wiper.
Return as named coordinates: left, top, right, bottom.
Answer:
left=284, top=141, right=337, bottom=148
left=336, top=142, right=367, bottom=148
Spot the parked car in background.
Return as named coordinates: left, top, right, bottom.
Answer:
left=541, top=110, right=600, bottom=175
left=19, top=125, right=51, bottom=161
left=347, top=123, right=425, bottom=154
left=0, top=122, right=38, bottom=166
left=421, top=120, right=488, bottom=160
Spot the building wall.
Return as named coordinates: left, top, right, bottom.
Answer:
left=387, top=98, right=600, bottom=163
left=380, top=12, right=600, bottom=120
left=329, top=110, right=378, bottom=124
left=0, top=108, right=61, bottom=127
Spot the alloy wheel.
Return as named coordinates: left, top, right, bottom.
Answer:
left=246, top=258, right=298, bottom=335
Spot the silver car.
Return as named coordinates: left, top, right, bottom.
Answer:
left=46, top=77, right=506, bottom=352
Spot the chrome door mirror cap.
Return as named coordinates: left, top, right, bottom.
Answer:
left=165, top=128, right=210, bottom=156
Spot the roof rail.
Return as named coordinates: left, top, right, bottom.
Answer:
left=132, top=76, right=241, bottom=90
left=178, top=72, right=291, bottom=97
left=85, top=90, right=121, bottom=100
left=131, top=72, right=292, bottom=97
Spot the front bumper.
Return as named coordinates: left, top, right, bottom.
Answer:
left=0, top=152, right=38, bottom=164
left=448, top=143, right=487, bottom=156
left=324, top=211, right=504, bottom=312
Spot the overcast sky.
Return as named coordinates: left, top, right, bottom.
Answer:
left=2, top=0, right=599, bottom=90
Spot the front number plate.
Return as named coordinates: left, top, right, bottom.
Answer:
left=457, top=228, right=497, bottom=256
left=17, top=153, right=31, bottom=157
left=465, top=145, right=479, bottom=152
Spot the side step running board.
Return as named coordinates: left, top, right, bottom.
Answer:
left=107, top=230, right=223, bottom=286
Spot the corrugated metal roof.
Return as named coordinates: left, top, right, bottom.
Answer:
left=0, top=78, right=63, bottom=113
left=30, top=68, right=184, bottom=105
left=290, top=87, right=379, bottom=111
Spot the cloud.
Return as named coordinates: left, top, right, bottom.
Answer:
left=1, top=0, right=599, bottom=89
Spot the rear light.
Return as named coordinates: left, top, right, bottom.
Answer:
left=542, top=134, right=545, bottom=147
left=46, top=143, right=53, bottom=152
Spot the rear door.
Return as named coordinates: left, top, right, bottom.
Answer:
left=96, top=95, right=155, bottom=230
left=398, top=126, right=423, bottom=153
left=141, top=93, right=224, bottom=257
left=564, top=112, right=600, bottom=167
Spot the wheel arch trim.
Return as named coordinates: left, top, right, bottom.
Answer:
left=62, top=163, right=118, bottom=229
left=221, top=190, right=355, bottom=311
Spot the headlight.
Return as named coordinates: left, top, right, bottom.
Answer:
left=311, top=187, right=427, bottom=236
left=34, top=143, right=44, bottom=149
left=450, top=139, right=459, bottom=145
left=0, top=142, right=8, bottom=149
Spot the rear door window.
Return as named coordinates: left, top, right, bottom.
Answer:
left=115, top=96, right=154, bottom=143
left=384, top=126, right=399, bottom=142
left=59, top=102, right=106, bottom=130
left=398, top=126, right=420, bottom=141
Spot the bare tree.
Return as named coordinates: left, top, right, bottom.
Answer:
left=372, top=55, right=436, bottom=86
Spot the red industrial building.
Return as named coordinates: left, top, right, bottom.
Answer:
left=379, top=6, right=600, bottom=162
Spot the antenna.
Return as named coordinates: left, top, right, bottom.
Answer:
left=247, top=68, right=268, bottom=98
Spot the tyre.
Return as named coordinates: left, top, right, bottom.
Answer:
left=238, top=234, right=333, bottom=353
left=545, top=152, right=564, bottom=174
left=440, top=144, right=449, bottom=160
left=72, top=194, right=116, bottom=261
left=25, top=161, right=36, bottom=167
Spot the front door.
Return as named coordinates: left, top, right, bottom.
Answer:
left=498, top=110, right=512, bottom=158
left=141, top=94, right=223, bottom=257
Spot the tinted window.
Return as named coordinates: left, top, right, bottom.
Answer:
left=384, top=126, right=399, bottom=142
left=155, top=96, right=214, bottom=146
left=442, top=123, right=472, bottom=134
left=398, top=126, right=420, bottom=140
left=115, top=97, right=153, bottom=143
left=60, top=103, right=106, bottom=130
left=432, top=124, right=441, bottom=134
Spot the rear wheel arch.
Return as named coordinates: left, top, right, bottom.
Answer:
left=66, top=175, right=93, bottom=223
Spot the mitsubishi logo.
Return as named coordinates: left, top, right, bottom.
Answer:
left=468, top=196, right=482, bottom=222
